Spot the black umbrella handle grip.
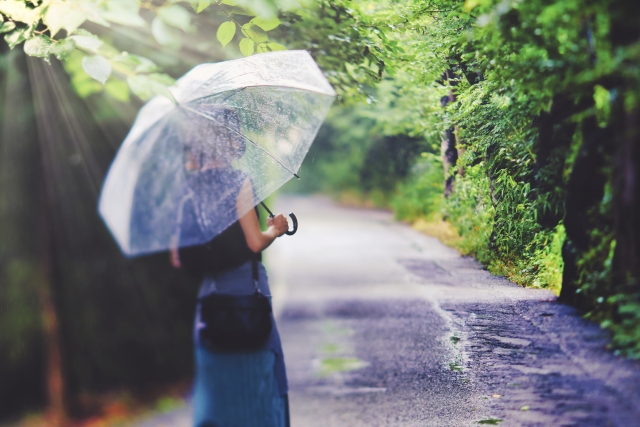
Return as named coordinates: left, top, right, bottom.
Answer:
left=261, top=202, right=297, bottom=236
left=285, top=213, right=298, bottom=236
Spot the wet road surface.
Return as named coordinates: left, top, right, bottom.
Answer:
left=135, top=195, right=640, bottom=427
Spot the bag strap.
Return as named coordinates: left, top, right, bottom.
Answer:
left=252, top=255, right=259, bottom=293
left=252, top=205, right=262, bottom=293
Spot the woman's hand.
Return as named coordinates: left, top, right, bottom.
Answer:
left=267, top=213, right=289, bottom=237
left=238, top=179, right=289, bottom=252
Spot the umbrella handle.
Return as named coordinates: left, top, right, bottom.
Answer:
left=261, top=202, right=297, bottom=236
left=285, top=213, right=298, bottom=236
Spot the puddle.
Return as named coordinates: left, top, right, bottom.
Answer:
left=491, top=336, right=531, bottom=347
left=478, top=418, right=503, bottom=425
left=321, top=343, right=340, bottom=354
left=511, top=365, right=556, bottom=375
left=316, top=321, right=365, bottom=377
left=318, top=357, right=369, bottom=377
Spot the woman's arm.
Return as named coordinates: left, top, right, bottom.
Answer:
left=237, top=179, right=288, bottom=253
left=169, top=238, right=181, bottom=268
left=169, top=193, right=193, bottom=268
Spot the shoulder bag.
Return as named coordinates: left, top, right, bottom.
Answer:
left=198, top=258, right=273, bottom=352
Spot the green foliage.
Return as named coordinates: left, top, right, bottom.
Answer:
left=443, top=161, right=495, bottom=261
left=285, top=106, right=377, bottom=194
left=1, top=0, right=294, bottom=101
left=285, top=103, right=429, bottom=205
left=2, top=3, right=639, bottom=422
left=391, top=155, right=444, bottom=222
left=530, top=224, right=566, bottom=292
left=280, top=0, right=640, bottom=356
left=606, top=292, right=640, bottom=358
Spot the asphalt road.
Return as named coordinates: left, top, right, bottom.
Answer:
left=135, top=195, right=640, bottom=427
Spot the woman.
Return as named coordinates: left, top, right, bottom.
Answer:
left=170, top=108, right=291, bottom=427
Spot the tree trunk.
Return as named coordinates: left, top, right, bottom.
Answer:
left=440, top=70, right=458, bottom=197
left=612, top=106, right=640, bottom=297
left=22, top=50, right=68, bottom=426
left=441, top=126, right=458, bottom=197
left=36, top=208, right=66, bottom=426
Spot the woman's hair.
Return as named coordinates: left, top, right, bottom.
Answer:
left=182, top=106, right=246, bottom=169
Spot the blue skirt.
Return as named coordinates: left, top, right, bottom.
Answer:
left=193, top=347, right=288, bottom=427
left=192, top=261, right=289, bottom=427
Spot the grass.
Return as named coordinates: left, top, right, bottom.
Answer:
left=334, top=189, right=392, bottom=210
left=412, top=218, right=464, bottom=249
left=412, top=216, right=563, bottom=296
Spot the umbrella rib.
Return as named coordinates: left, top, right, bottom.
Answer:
left=185, top=84, right=334, bottom=105
left=181, top=105, right=300, bottom=179
left=184, top=70, right=254, bottom=103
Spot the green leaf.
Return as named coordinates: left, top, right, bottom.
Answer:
left=104, top=0, right=139, bottom=14
left=158, top=5, right=191, bottom=32
left=0, top=20, right=15, bottom=34
left=0, top=1, right=40, bottom=25
left=105, top=78, right=130, bottom=102
left=80, top=3, right=111, bottom=27
left=189, top=0, right=211, bottom=13
left=223, top=5, right=255, bottom=16
left=127, top=74, right=174, bottom=101
left=463, top=0, right=481, bottom=12
left=73, top=28, right=98, bottom=37
left=148, top=72, right=175, bottom=86
left=24, top=35, right=52, bottom=61
left=151, top=17, right=181, bottom=48
left=241, top=23, right=268, bottom=43
left=267, top=42, right=286, bottom=51
left=216, top=21, right=235, bottom=47
left=82, top=55, right=111, bottom=84
left=114, top=53, right=159, bottom=73
left=4, top=29, right=26, bottom=49
left=196, top=0, right=210, bottom=13
left=234, top=0, right=277, bottom=19
left=101, top=11, right=145, bottom=27
left=256, top=43, right=269, bottom=53
left=50, top=38, right=76, bottom=61
left=594, top=85, right=611, bottom=127
left=239, top=37, right=254, bottom=56
left=101, top=0, right=145, bottom=27
left=44, top=3, right=86, bottom=37
left=132, top=56, right=159, bottom=73
left=250, top=16, right=280, bottom=31
left=68, top=30, right=103, bottom=52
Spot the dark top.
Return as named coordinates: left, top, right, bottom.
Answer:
left=179, top=213, right=261, bottom=278
left=177, top=168, right=260, bottom=278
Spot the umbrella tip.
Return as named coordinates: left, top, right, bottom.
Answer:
left=294, top=173, right=300, bottom=180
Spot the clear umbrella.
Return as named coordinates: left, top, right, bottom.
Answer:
left=98, top=50, right=335, bottom=256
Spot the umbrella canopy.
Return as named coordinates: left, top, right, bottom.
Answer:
left=98, top=50, right=335, bottom=256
